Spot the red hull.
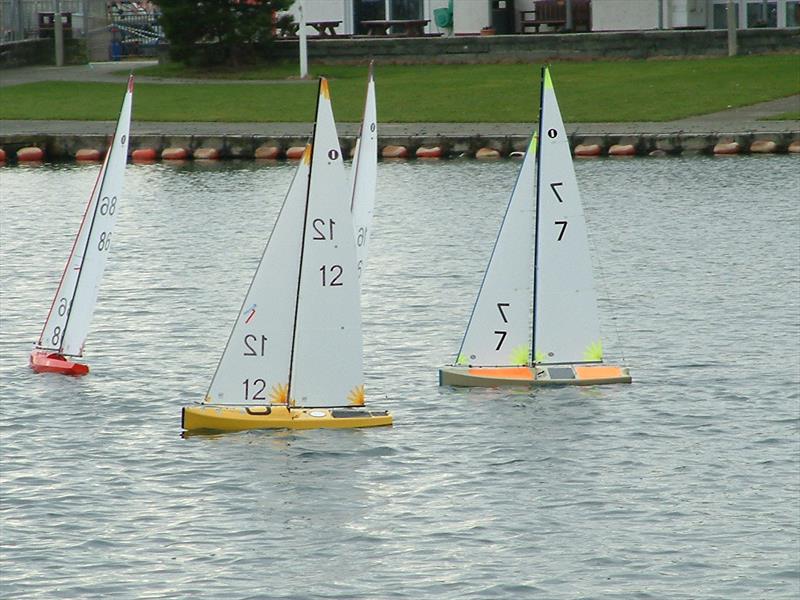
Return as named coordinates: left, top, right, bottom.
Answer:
left=29, top=351, right=89, bottom=376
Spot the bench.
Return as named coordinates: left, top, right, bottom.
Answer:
left=360, top=19, right=429, bottom=37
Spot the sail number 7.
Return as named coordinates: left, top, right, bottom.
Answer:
left=555, top=221, right=568, bottom=241
left=550, top=182, right=564, bottom=202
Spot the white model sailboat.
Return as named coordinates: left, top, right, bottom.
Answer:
left=29, top=76, right=134, bottom=376
left=182, top=78, right=392, bottom=432
left=439, top=67, right=631, bottom=387
left=349, top=61, right=377, bottom=278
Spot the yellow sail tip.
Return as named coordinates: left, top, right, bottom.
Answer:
left=320, top=77, right=330, bottom=99
left=302, top=144, right=312, bottom=165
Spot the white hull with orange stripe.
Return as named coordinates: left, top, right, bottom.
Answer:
left=441, top=67, right=631, bottom=388
left=439, top=364, right=632, bottom=387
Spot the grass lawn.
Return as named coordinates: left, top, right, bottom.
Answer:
left=0, top=54, right=798, bottom=123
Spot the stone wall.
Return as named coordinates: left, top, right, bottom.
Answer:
left=269, top=28, right=799, bottom=64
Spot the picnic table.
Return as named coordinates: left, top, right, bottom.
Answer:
left=277, top=19, right=342, bottom=38
left=307, top=20, right=341, bottom=37
left=360, top=19, right=429, bottom=37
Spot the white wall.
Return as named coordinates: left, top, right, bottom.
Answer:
left=453, top=0, right=490, bottom=34
left=592, top=0, right=660, bottom=30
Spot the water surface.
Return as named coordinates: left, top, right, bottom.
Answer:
left=1, top=156, right=798, bottom=599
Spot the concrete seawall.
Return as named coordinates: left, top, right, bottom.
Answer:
left=0, top=130, right=797, bottom=162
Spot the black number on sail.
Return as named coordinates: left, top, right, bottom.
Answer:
left=51, top=326, right=62, bottom=346
left=243, top=334, right=268, bottom=356
left=243, top=378, right=267, bottom=401
left=328, top=149, right=339, bottom=160
left=356, top=226, right=367, bottom=247
left=494, top=330, right=507, bottom=351
left=497, top=303, right=509, bottom=323
left=555, top=221, right=568, bottom=241
left=57, top=298, right=68, bottom=316
left=99, top=196, right=117, bottom=216
left=550, top=182, right=564, bottom=203
left=547, top=128, right=558, bottom=139
left=320, top=265, right=343, bottom=286
left=312, top=218, right=335, bottom=241
left=97, top=232, right=112, bottom=251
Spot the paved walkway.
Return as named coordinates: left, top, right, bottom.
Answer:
left=1, top=61, right=798, bottom=137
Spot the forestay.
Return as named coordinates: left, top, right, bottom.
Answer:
left=456, top=135, right=537, bottom=367
left=349, top=62, right=377, bottom=278
left=533, top=67, right=602, bottom=365
left=36, top=75, right=134, bottom=357
left=290, top=79, right=364, bottom=407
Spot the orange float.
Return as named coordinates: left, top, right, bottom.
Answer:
left=75, top=148, right=102, bottom=161
left=382, top=145, right=408, bottom=159
left=416, top=146, right=443, bottom=159
left=574, top=143, right=601, bottom=157
left=131, top=148, right=157, bottom=162
left=608, top=144, right=636, bottom=157
left=162, top=147, right=188, bottom=160
left=475, top=147, right=501, bottom=159
left=255, top=145, right=281, bottom=160
left=0, top=148, right=6, bottom=163
left=750, top=140, right=777, bottom=154
left=193, top=147, right=220, bottom=160
left=286, top=146, right=307, bottom=160
left=788, top=141, right=800, bottom=153
left=17, top=146, right=44, bottom=162
left=713, top=141, right=740, bottom=155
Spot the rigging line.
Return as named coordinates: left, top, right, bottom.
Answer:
left=287, top=77, right=324, bottom=410
left=531, top=64, right=547, bottom=364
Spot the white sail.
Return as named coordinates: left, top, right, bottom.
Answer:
left=204, top=148, right=310, bottom=405
left=290, top=79, right=364, bottom=407
left=36, top=75, right=134, bottom=357
left=349, top=63, right=377, bottom=278
left=455, top=135, right=537, bottom=367
left=533, top=67, right=602, bottom=365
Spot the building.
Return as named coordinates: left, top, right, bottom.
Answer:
left=284, top=0, right=799, bottom=35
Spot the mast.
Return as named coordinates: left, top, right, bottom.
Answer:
left=287, top=78, right=324, bottom=410
left=531, top=65, right=547, bottom=365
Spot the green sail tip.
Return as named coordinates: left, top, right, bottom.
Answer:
left=543, top=67, right=554, bottom=90
left=583, top=340, right=603, bottom=361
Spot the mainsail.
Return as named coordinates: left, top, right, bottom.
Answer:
left=532, top=67, right=602, bottom=365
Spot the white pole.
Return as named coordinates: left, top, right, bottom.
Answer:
left=727, top=0, right=737, bottom=57
left=54, top=0, right=64, bottom=66
left=298, top=0, right=308, bottom=79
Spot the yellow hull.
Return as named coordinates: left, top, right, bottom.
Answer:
left=182, top=404, right=393, bottom=433
left=438, top=364, right=632, bottom=387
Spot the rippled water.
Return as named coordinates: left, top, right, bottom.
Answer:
left=1, top=156, right=798, bottom=599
